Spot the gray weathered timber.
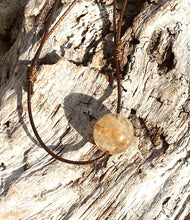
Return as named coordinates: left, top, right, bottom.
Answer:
left=0, top=0, right=190, bottom=219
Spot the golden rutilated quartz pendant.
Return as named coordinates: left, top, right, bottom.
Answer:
left=93, top=114, right=134, bottom=154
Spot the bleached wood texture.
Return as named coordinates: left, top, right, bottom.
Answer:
left=0, top=0, right=190, bottom=219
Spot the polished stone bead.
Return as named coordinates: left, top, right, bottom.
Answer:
left=93, top=114, right=134, bottom=154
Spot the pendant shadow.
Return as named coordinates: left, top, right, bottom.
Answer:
left=63, top=92, right=111, bottom=145
left=51, top=83, right=113, bottom=155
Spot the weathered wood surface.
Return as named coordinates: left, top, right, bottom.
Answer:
left=0, top=0, right=190, bottom=219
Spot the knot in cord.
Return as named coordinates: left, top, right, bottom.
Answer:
left=27, top=66, right=37, bottom=93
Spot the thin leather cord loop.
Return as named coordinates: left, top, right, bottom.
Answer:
left=27, top=0, right=127, bottom=165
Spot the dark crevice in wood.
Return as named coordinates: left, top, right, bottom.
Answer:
left=120, top=0, right=146, bottom=37
left=129, top=37, right=140, bottom=45
left=160, top=134, right=169, bottom=153
left=162, top=196, right=171, bottom=206
left=0, top=162, right=6, bottom=171
left=146, top=27, right=179, bottom=75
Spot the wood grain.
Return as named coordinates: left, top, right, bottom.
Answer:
left=0, top=0, right=190, bottom=219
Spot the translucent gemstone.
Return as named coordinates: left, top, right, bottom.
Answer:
left=93, top=114, right=134, bottom=154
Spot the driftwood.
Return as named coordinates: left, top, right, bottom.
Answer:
left=0, top=0, right=190, bottom=219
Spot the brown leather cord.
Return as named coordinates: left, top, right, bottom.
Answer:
left=27, top=0, right=127, bottom=165
left=113, top=0, right=128, bottom=114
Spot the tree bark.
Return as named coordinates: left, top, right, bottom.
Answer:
left=0, top=0, right=190, bottom=219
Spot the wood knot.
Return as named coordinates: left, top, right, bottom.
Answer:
left=27, top=66, right=37, bottom=93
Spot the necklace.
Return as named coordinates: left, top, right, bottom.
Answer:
left=27, top=0, right=134, bottom=165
